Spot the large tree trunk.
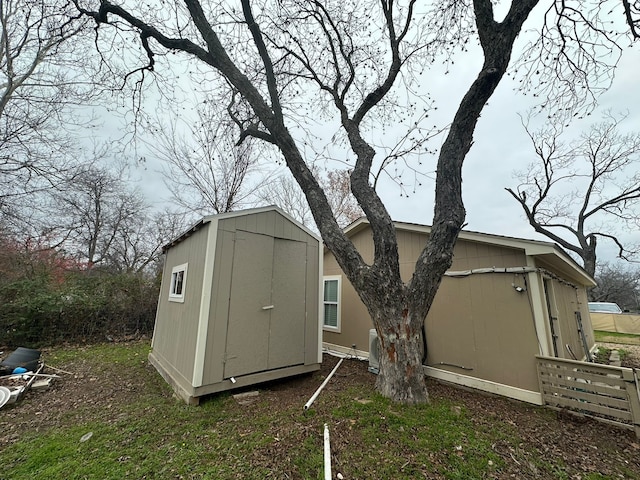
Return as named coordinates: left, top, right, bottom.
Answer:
left=374, top=308, right=428, bottom=404
left=583, top=237, right=597, bottom=278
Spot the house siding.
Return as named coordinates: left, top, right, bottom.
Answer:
left=323, top=224, right=593, bottom=395
left=426, top=273, right=539, bottom=392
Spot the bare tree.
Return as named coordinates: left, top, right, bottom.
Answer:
left=0, top=0, right=91, bottom=218
left=591, top=262, right=640, bottom=311
left=261, top=168, right=363, bottom=229
left=150, top=103, right=266, bottom=216
left=101, top=207, right=194, bottom=276
left=102, top=207, right=193, bottom=275
left=259, top=173, right=315, bottom=228
left=506, top=113, right=640, bottom=278
left=74, top=0, right=638, bottom=403
left=324, top=169, right=364, bottom=227
left=102, top=211, right=160, bottom=274
left=50, top=158, right=148, bottom=270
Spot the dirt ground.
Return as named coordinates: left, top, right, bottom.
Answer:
left=2, top=342, right=640, bottom=479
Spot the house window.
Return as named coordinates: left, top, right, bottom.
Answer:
left=323, top=276, right=341, bottom=332
left=169, top=263, right=188, bottom=303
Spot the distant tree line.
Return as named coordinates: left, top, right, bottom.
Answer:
left=590, top=263, right=640, bottom=313
left=0, top=232, right=160, bottom=347
left=0, top=0, right=361, bottom=349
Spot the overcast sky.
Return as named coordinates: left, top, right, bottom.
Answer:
left=383, top=46, right=640, bottom=236
left=375, top=44, right=640, bottom=265
left=116, top=5, right=640, bottom=266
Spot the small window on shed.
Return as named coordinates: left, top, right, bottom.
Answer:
left=323, top=276, right=341, bottom=332
left=169, top=263, right=188, bottom=303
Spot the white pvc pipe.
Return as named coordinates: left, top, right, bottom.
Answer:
left=304, top=358, right=344, bottom=410
left=323, top=423, right=332, bottom=480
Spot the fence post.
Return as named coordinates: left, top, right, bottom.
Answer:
left=535, top=356, right=547, bottom=405
left=622, top=369, right=640, bottom=439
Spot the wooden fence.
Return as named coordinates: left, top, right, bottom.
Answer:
left=536, top=355, right=640, bottom=437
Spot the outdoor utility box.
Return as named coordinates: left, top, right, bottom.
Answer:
left=149, top=206, right=322, bottom=405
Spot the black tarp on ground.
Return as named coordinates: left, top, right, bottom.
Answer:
left=0, top=347, right=41, bottom=374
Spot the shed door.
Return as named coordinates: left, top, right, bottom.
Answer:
left=224, top=231, right=307, bottom=378
left=268, top=238, right=307, bottom=370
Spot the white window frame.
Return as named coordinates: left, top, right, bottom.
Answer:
left=168, top=263, right=188, bottom=303
left=322, top=275, right=341, bottom=333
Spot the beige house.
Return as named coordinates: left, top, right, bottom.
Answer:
left=323, top=219, right=596, bottom=405
left=150, top=207, right=322, bottom=404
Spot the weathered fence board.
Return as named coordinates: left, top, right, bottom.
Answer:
left=538, top=365, right=626, bottom=388
left=536, top=355, right=640, bottom=438
left=540, top=392, right=633, bottom=421
left=538, top=374, right=627, bottom=399
left=541, top=384, right=630, bottom=410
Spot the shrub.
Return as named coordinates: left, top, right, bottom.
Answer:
left=0, top=270, right=159, bottom=348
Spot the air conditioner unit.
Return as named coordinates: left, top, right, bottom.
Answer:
left=368, top=329, right=380, bottom=374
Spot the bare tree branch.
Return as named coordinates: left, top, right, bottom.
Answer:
left=508, top=111, right=640, bottom=276
left=149, top=102, right=267, bottom=216
left=1, top=0, right=93, bottom=219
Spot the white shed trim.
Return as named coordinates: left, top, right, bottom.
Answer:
left=192, top=219, right=219, bottom=387
left=317, top=242, right=324, bottom=364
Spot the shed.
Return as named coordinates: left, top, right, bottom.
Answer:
left=322, top=219, right=596, bottom=405
left=150, top=206, right=322, bottom=404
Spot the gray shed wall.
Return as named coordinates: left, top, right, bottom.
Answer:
left=152, top=224, right=210, bottom=390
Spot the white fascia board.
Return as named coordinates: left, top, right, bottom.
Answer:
left=204, top=205, right=321, bottom=242
left=346, top=218, right=554, bottom=253
left=343, top=219, right=593, bottom=286
left=192, top=218, right=218, bottom=387
left=317, top=238, right=324, bottom=364
left=341, top=217, right=373, bottom=237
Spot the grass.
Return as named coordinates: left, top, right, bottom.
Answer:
left=1, top=342, right=276, bottom=479
left=594, top=330, right=640, bottom=345
left=0, top=342, right=637, bottom=479
left=330, top=387, right=504, bottom=479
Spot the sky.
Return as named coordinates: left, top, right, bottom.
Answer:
left=112, top=3, right=640, bottom=267
left=376, top=42, right=640, bottom=265
left=383, top=46, right=640, bottom=234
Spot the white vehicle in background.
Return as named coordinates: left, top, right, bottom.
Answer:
left=588, top=302, right=623, bottom=314
left=588, top=301, right=640, bottom=334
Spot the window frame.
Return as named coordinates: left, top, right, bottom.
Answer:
left=322, top=275, right=342, bottom=332
left=168, top=263, right=188, bottom=303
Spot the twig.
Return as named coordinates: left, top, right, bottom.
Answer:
left=44, top=364, right=74, bottom=375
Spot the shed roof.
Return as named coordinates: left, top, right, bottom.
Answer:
left=162, top=205, right=319, bottom=252
left=340, top=218, right=596, bottom=287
